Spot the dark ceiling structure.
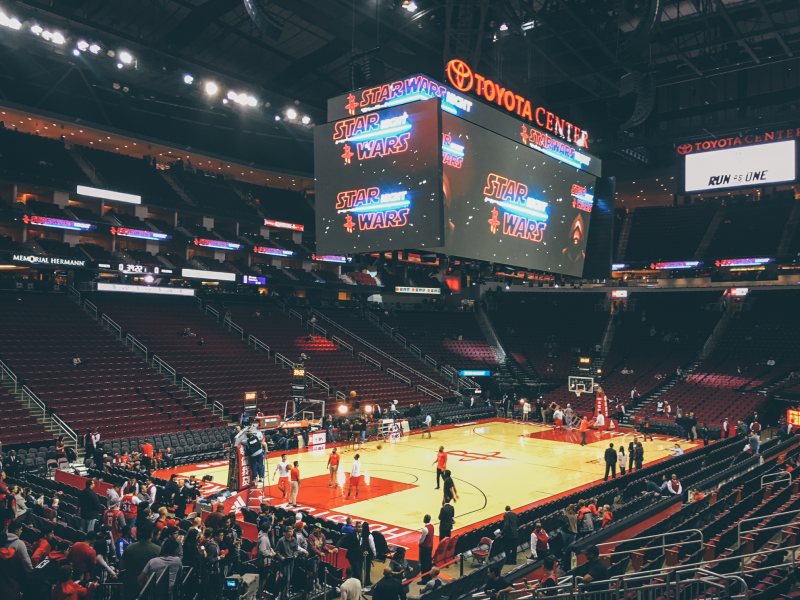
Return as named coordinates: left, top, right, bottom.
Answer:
left=1, top=0, right=800, bottom=176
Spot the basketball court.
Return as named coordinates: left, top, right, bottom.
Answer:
left=155, top=420, right=701, bottom=551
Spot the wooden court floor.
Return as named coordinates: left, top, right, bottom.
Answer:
left=168, top=421, right=700, bottom=533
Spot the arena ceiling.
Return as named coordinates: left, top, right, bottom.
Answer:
left=3, top=0, right=800, bottom=175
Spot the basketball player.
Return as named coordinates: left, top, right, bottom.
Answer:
left=442, top=470, right=459, bottom=504
left=327, top=448, right=340, bottom=488
left=433, top=447, right=447, bottom=489
left=347, top=454, right=362, bottom=499
left=422, top=413, right=432, bottom=438
left=288, top=461, right=301, bottom=506
left=553, top=406, right=564, bottom=430
left=272, top=454, right=291, bottom=498
left=579, top=415, right=590, bottom=446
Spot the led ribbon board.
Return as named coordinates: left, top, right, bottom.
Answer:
left=650, top=261, right=702, bottom=270
left=312, top=254, right=350, bottom=263
left=181, top=268, right=236, bottom=282
left=263, top=219, right=304, bottom=232
left=483, top=173, right=549, bottom=243
left=111, top=227, right=171, bottom=241
left=459, top=370, right=491, bottom=376
left=194, top=238, right=243, bottom=251
left=612, top=264, right=630, bottom=271
left=23, top=215, right=95, bottom=231
left=97, top=282, right=195, bottom=296
left=715, top=258, right=775, bottom=267
left=11, top=253, right=87, bottom=267
left=254, top=246, right=295, bottom=257
left=77, top=185, right=141, bottom=205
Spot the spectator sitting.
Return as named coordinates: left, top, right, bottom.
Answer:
left=52, top=565, right=90, bottom=600
left=601, top=505, right=613, bottom=527
left=72, top=354, right=83, bottom=366
left=197, top=338, right=205, bottom=346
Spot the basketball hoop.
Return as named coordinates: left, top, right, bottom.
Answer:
left=575, top=387, right=583, bottom=397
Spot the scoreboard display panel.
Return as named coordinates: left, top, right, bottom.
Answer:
left=440, top=113, right=596, bottom=278
left=314, top=98, right=443, bottom=255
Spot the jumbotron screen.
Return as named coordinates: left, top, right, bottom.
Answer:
left=440, top=113, right=596, bottom=277
left=314, top=98, right=443, bottom=254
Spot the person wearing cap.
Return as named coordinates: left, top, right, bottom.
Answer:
left=103, top=500, right=126, bottom=543
left=308, top=522, right=336, bottom=560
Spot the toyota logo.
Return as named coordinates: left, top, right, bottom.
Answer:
left=677, top=144, right=693, bottom=155
left=446, top=59, right=474, bottom=93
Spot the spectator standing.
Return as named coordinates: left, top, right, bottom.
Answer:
left=120, top=523, right=161, bottom=600
left=372, top=566, right=407, bottom=600
left=275, top=525, right=300, bottom=595
left=418, top=515, right=434, bottom=583
left=617, top=446, right=626, bottom=476
left=3, top=521, right=32, bottom=574
left=529, top=521, right=549, bottom=559
left=438, top=499, right=455, bottom=539
left=137, top=538, right=182, bottom=591
left=140, top=441, right=154, bottom=471
left=51, top=565, right=90, bottom=600
left=603, top=444, right=617, bottom=481
left=337, top=522, right=363, bottom=582
left=340, top=567, right=362, bottom=600
left=502, top=506, right=519, bottom=564
left=559, top=505, right=578, bottom=550
left=484, top=564, right=514, bottom=600
left=68, top=531, right=97, bottom=581
left=78, top=480, right=103, bottom=533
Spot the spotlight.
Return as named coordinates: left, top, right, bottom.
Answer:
left=364, top=405, right=373, bottom=413
left=222, top=98, right=228, bottom=104
left=89, top=43, right=100, bottom=54
left=301, top=115, right=311, bottom=125
left=286, top=108, right=297, bottom=120
left=205, top=81, right=218, bottom=96
left=247, top=96, right=257, bottom=107
left=0, top=13, right=21, bottom=30
left=143, top=274, right=154, bottom=284
left=72, top=48, right=80, bottom=56
left=338, top=404, right=349, bottom=414
left=119, top=51, right=133, bottom=64
left=274, top=115, right=281, bottom=121
left=402, top=0, right=418, bottom=11
left=499, top=23, right=508, bottom=31
left=77, top=40, right=89, bottom=51
left=51, top=32, right=65, bottom=45
left=183, top=74, right=194, bottom=84
left=117, top=63, right=123, bottom=69
left=30, top=24, right=42, bottom=35
left=227, top=90, right=237, bottom=100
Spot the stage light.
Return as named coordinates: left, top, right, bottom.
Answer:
left=301, top=116, right=311, bottom=125
left=247, top=96, right=257, bottom=107
left=119, top=51, right=133, bottom=64
left=89, top=43, right=101, bottom=54
left=183, top=74, right=194, bottom=84
left=116, top=63, right=123, bottom=69
left=499, top=23, right=508, bottom=31
left=222, top=98, right=228, bottom=104
left=205, top=81, right=218, bottom=96
left=402, top=0, right=418, bottom=11
left=143, top=274, right=155, bottom=284
left=30, top=25, right=42, bottom=35
left=227, top=90, right=237, bottom=100
left=51, top=32, right=65, bottom=45
left=338, top=404, right=348, bottom=414
left=364, top=405, right=373, bottom=413
left=274, top=115, right=281, bottom=121
left=286, top=108, right=297, bottom=120
left=72, top=48, right=80, bottom=56
left=77, top=40, right=89, bottom=51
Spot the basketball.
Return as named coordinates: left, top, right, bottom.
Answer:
left=350, top=390, right=357, bottom=397
left=377, top=444, right=383, bottom=450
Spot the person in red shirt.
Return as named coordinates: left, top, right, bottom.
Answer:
left=68, top=531, right=97, bottom=581
left=51, top=565, right=90, bottom=600
left=103, top=501, right=126, bottom=543
left=30, top=526, right=55, bottom=566
left=601, top=506, right=613, bottom=527
left=288, top=461, right=301, bottom=507
left=433, top=446, right=447, bottom=490
left=579, top=416, right=590, bottom=446
left=140, top=442, right=154, bottom=471
left=120, top=490, right=139, bottom=521
left=327, top=449, right=340, bottom=488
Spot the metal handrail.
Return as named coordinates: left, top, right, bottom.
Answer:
left=182, top=378, right=208, bottom=403
left=366, top=311, right=380, bottom=325
left=418, top=385, right=443, bottom=402
left=205, top=305, right=220, bottom=321
left=213, top=401, right=225, bottom=417
left=126, top=334, right=148, bottom=358
left=332, top=335, right=354, bottom=354
left=762, top=471, right=792, bottom=488
left=84, top=299, right=98, bottom=319
left=224, top=318, right=245, bottom=339
left=0, top=358, right=18, bottom=393
left=409, top=344, right=422, bottom=356
left=382, top=322, right=394, bottom=335
left=101, top=313, right=122, bottom=338
left=738, top=506, right=800, bottom=545
left=308, top=321, right=327, bottom=336
left=152, top=354, right=176, bottom=383
left=425, top=355, right=437, bottom=368
left=276, top=300, right=286, bottom=312
left=290, top=309, right=303, bottom=322
left=21, top=385, right=46, bottom=412
left=67, top=284, right=80, bottom=303
left=274, top=353, right=296, bottom=369
left=387, top=368, right=412, bottom=386
left=307, top=372, right=330, bottom=395
left=395, top=333, right=407, bottom=346
left=359, top=352, right=381, bottom=370
left=336, top=390, right=346, bottom=401
left=248, top=334, right=270, bottom=355
left=309, top=308, right=449, bottom=391
left=51, top=413, right=78, bottom=443
left=596, top=528, right=703, bottom=560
